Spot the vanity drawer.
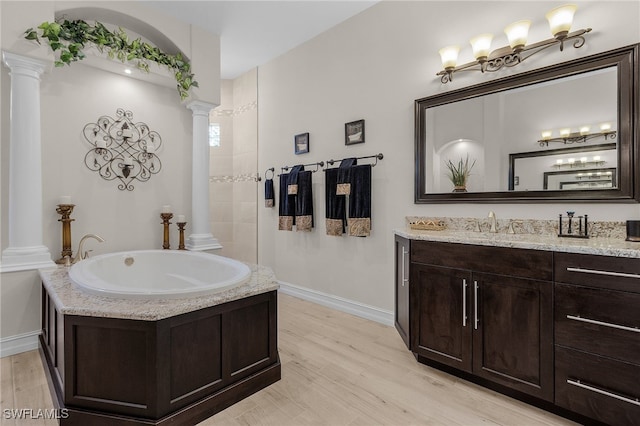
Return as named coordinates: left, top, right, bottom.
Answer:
left=411, top=241, right=552, bottom=280
left=555, top=346, right=640, bottom=426
left=555, top=283, right=640, bottom=363
left=555, top=252, right=640, bottom=293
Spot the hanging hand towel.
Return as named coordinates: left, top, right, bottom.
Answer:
left=264, top=178, right=275, bottom=208
left=295, top=170, right=314, bottom=232
left=336, top=158, right=357, bottom=195
left=287, top=165, right=304, bottom=195
left=325, top=167, right=346, bottom=236
left=347, top=164, right=372, bottom=237
left=278, top=173, right=295, bottom=230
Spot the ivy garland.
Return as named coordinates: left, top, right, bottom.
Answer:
left=24, top=19, right=198, bottom=100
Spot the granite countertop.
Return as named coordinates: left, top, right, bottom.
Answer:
left=395, top=228, right=640, bottom=259
left=39, top=263, right=279, bottom=321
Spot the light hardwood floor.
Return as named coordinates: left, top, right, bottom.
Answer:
left=0, top=293, right=577, bottom=425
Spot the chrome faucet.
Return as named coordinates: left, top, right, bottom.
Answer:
left=72, top=234, right=105, bottom=264
left=488, top=211, right=498, bottom=233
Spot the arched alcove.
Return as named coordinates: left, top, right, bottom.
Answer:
left=53, top=7, right=190, bottom=91
left=434, top=138, right=485, bottom=193
left=56, top=7, right=184, bottom=55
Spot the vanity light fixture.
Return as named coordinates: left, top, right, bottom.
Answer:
left=437, top=4, right=591, bottom=83
left=537, top=125, right=616, bottom=147
left=553, top=156, right=606, bottom=170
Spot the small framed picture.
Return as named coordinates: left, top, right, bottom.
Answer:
left=345, top=119, right=365, bottom=145
left=294, top=132, right=309, bottom=155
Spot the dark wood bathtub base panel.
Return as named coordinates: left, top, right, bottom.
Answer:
left=40, top=287, right=280, bottom=424
left=40, top=347, right=280, bottom=426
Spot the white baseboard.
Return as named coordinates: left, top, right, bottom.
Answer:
left=0, top=330, right=40, bottom=358
left=278, top=281, right=394, bottom=326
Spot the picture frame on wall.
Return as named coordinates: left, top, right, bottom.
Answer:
left=345, top=119, right=365, bottom=145
left=295, top=132, right=310, bottom=154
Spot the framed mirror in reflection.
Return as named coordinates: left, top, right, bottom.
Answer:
left=509, top=143, right=617, bottom=191
left=414, top=44, right=639, bottom=203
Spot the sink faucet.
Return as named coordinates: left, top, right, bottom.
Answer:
left=72, top=234, right=105, bottom=264
left=488, top=211, right=498, bottom=233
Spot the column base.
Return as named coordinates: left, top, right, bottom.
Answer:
left=1, top=246, right=55, bottom=273
left=185, top=233, right=223, bottom=251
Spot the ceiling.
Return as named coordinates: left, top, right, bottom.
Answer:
left=141, top=1, right=379, bottom=80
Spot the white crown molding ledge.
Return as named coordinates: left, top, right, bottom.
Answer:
left=278, top=281, right=394, bottom=327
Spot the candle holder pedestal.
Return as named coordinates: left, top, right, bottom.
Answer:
left=161, top=213, right=173, bottom=249
left=177, top=222, right=187, bottom=250
left=56, top=204, right=75, bottom=264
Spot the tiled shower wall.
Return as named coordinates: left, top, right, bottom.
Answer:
left=209, top=69, right=258, bottom=263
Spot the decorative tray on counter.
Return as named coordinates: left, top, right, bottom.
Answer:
left=408, top=219, right=446, bottom=231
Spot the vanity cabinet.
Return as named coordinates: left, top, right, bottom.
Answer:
left=408, top=241, right=554, bottom=402
left=395, top=235, right=640, bottom=423
left=394, top=235, right=411, bottom=349
left=553, top=252, right=640, bottom=426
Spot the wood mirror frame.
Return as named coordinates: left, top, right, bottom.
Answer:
left=414, top=44, right=639, bottom=203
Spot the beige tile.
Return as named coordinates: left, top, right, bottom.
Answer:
left=211, top=201, right=234, bottom=223
left=211, top=182, right=233, bottom=202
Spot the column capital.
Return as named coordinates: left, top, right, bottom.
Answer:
left=186, top=100, right=217, bottom=116
left=2, top=51, right=50, bottom=77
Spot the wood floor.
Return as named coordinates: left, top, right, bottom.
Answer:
left=0, top=293, right=577, bottom=426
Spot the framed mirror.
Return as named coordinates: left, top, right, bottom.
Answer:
left=415, top=44, right=639, bottom=203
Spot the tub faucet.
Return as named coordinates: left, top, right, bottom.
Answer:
left=488, top=211, right=498, bottom=233
left=72, top=234, right=105, bottom=264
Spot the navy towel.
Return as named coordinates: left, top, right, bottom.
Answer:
left=295, top=170, right=314, bottom=232
left=264, top=178, right=274, bottom=208
left=325, top=168, right=346, bottom=236
left=336, top=158, right=357, bottom=195
left=347, top=164, right=371, bottom=237
left=278, top=173, right=295, bottom=230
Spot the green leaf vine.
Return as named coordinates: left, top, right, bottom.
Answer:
left=24, top=19, right=198, bottom=100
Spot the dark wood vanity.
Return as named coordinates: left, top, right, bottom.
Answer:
left=395, top=235, right=640, bottom=425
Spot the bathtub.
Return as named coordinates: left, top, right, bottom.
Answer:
left=68, top=250, right=252, bottom=299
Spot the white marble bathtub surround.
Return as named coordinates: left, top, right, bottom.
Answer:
left=40, top=263, right=278, bottom=321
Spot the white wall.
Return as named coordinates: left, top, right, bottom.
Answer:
left=257, top=1, right=640, bottom=314
left=0, top=0, right=220, bottom=350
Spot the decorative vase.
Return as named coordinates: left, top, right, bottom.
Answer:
left=453, top=185, right=467, bottom=193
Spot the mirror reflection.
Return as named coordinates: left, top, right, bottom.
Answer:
left=510, top=143, right=616, bottom=191
left=424, top=67, right=617, bottom=194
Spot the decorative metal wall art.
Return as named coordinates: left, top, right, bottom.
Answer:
left=83, top=109, right=162, bottom=191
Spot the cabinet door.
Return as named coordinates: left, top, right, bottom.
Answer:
left=394, top=236, right=411, bottom=349
left=472, top=272, right=553, bottom=401
left=411, top=264, right=472, bottom=372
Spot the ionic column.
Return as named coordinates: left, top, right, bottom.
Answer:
left=1, top=52, right=55, bottom=272
left=185, top=100, right=222, bottom=251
